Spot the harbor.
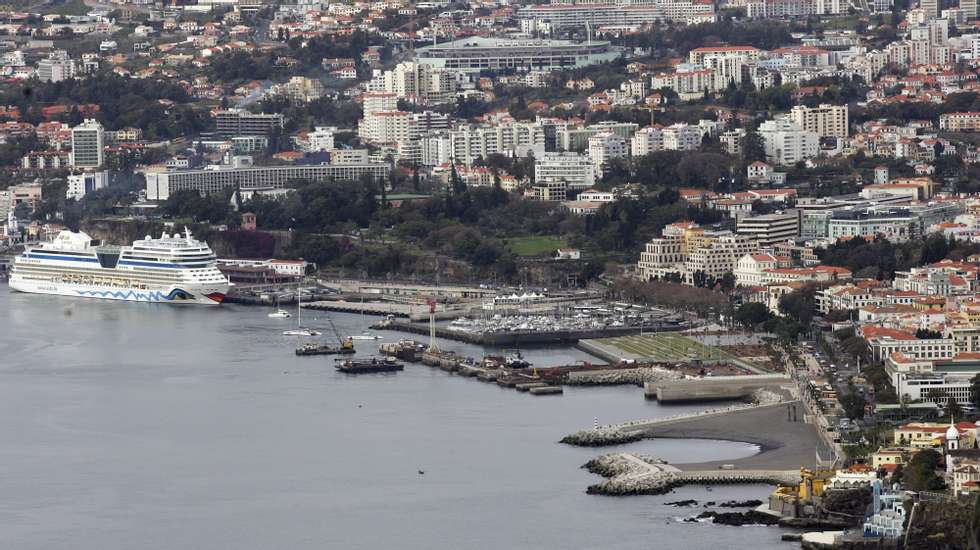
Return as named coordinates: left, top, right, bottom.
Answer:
left=0, top=288, right=790, bottom=550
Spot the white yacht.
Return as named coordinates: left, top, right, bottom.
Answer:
left=282, top=290, right=320, bottom=336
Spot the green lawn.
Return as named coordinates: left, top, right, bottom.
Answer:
left=506, top=235, right=567, bottom=257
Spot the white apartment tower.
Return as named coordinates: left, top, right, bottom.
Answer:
left=758, top=116, right=819, bottom=166
left=587, top=132, right=627, bottom=178
left=70, top=119, right=104, bottom=169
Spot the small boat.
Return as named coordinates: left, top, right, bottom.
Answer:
left=283, top=328, right=321, bottom=337
left=283, top=289, right=318, bottom=336
left=350, top=333, right=382, bottom=341
left=268, top=296, right=291, bottom=318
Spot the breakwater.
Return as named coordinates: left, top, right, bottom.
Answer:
left=564, top=366, right=681, bottom=386
left=584, top=453, right=801, bottom=496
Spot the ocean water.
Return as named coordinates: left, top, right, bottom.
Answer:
left=0, top=289, right=793, bottom=549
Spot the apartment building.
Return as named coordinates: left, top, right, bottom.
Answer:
left=587, top=132, right=627, bottom=177
left=518, top=0, right=715, bottom=31
left=450, top=122, right=545, bottom=165
left=789, top=103, right=849, bottom=138
left=370, top=61, right=460, bottom=105
left=629, top=123, right=701, bottom=155
left=736, top=211, right=800, bottom=245
left=827, top=210, right=919, bottom=242
left=415, top=37, right=621, bottom=72
left=758, top=116, right=819, bottom=166
left=358, top=110, right=412, bottom=145
left=70, top=119, right=104, bottom=169
left=650, top=68, right=724, bottom=96
left=684, top=232, right=759, bottom=279
left=558, top=122, right=638, bottom=152
left=215, top=109, right=284, bottom=138
left=688, top=46, right=761, bottom=65
left=940, top=112, right=980, bottom=132
left=144, top=163, right=390, bottom=200
left=66, top=171, right=109, bottom=200
left=534, top=152, right=596, bottom=191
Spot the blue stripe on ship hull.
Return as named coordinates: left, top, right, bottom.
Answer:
left=75, top=288, right=195, bottom=301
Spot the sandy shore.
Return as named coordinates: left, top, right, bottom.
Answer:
left=646, top=401, right=821, bottom=471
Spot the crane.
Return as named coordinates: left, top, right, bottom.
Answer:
left=326, top=314, right=354, bottom=351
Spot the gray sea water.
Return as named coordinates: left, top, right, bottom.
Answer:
left=0, top=288, right=793, bottom=549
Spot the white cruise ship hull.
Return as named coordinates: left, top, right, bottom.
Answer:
left=8, top=275, right=227, bottom=305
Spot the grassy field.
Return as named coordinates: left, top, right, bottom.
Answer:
left=593, top=333, right=736, bottom=362
left=505, top=235, right=566, bottom=257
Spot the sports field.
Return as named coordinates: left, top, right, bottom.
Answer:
left=590, top=333, right=736, bottom=362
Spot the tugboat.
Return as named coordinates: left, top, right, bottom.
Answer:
left=335, top=356, right=404, bottom=374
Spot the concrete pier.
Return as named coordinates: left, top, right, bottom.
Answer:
left=645, top=374, right=793, bottom=402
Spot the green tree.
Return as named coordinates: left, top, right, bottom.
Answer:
left=735, top=302, right=771, bottom=327
left=720, top=271, right=736, bottom=293
left=902, top=449, right=946, bottom=491
left=742, top=129, right=766, bottom=163
left=948, top=397, right=964, bottom=421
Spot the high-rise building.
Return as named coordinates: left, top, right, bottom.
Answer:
left=758, top=116, right=819, bottom=166
left=920, top=0, right=939, bottom=19
left=587, top=132, right=627, bottom=178
left=789, top=104, right=849, bottom=138
left=70, top=119, right=104, bottom=169
left=963, top=0, right=978, bottom=19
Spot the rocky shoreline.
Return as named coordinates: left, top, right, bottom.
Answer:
left=583, top=454, right=680, bottom=496
left=560, top=428, right=644, bottom=446
left=564, top=367, right=681, bottom=386
left=690, top=510, right=780, bottom=526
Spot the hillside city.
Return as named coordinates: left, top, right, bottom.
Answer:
left=10, top=0, right=980, bottom=546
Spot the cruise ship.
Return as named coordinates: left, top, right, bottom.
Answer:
left=8, top=229, right=230, bottom=305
